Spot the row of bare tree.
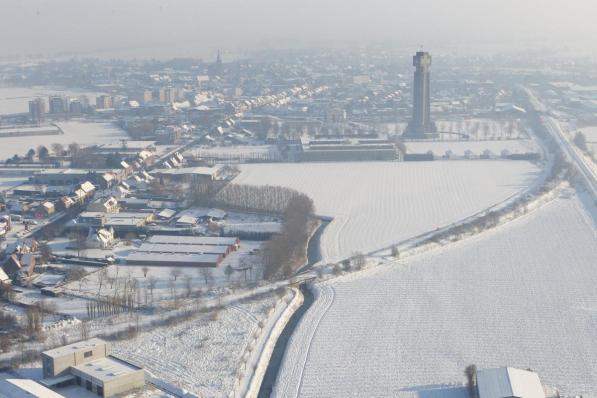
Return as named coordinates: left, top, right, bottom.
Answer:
left=86, top=293, right=135, bottom=318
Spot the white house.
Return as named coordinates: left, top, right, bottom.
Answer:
left=88, top=197, right=119, bottom=213
left=86, top=227, right=115, bottom=249
left=477, top=367, right=546, bottom=398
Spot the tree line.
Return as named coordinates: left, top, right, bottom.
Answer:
left=214, top=184, right=310, bottom=213
left=185, top=180, right=317, bottom=279
left=262, top=193, right=315, bottom=279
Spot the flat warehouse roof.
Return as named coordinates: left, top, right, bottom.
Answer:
left=72, top=356, right=141, bottom=383
left=127, top=252, right=222, bottom=264
left=152, top=166, right=219, bottom=176
left=146, top=235, right=238, bottom=246
left=137, top=243, right=229, bottom=255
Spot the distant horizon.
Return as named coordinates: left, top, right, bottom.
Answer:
left=2, top=0, right=597, bottom=62
left=0, top=38, right=594, bottom=65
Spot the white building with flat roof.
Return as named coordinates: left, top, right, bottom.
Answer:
left=40, top=338, right=145, bottom=398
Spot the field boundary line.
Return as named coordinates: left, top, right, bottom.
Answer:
left=241, top=287, right=303, bottom=398
left=294, top=284, right=336, bottom=397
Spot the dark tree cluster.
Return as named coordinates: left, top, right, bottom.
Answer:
left=71, top=149, right=123, bottom=169
left=186, top=180, right=227, bottom=206
left=573, top=131, right=588, bottom=153
left=263, top=193, right=315, bottom=279
left=215, top=184, right=310, bottom=213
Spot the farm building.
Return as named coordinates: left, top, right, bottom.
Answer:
left=41, top=338, right=145, bottom=398
left=195, top=208, right=227, bottom=221
left=76, top=212, right=107, bottom=227
left=157, top=208, right=177, bottom=220
left=76, top=211, right=153, bottom=232
left=2, top=253, right=36, bottom=278
left=146, top=235, right=239, bottom=248
left=136, top=242, right=232, bottom=256
left=104, top=212, right=153, bottom=232
left=126, top=252, right=223, bottom=267
left=125, top=235, right=240, bottom=267
left=151, top=166, right=221, bottom=183
left=175, top=214, right=198, bottom=227
left=12, top=184, right=49, bottom=197
left=476, top=367, right=546, bottom=398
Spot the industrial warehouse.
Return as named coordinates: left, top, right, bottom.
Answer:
left=126, top=235, right=240, bottom=267
left=297, top=137, right=401, bottom=162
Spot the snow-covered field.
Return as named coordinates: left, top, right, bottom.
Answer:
left=234, top=161, right=541, bottom=263
left=112, top=293, right=278, bottom=397
left=274, top=191, right=597, bottom=397
left=0, top=120, right=127, bottom=160
left=381, top=119, right=528, bottom=140
left=405, top=139, right=539, bottom=157
left=0, top=86, right=105, bottom=115
left=434, top=119, right=528, bottom=140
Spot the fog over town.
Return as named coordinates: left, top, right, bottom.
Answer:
left=3, top=0, right=597, bottom=59
left=0, top=1, right=596, bottom=398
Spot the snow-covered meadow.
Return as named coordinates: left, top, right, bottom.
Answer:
left=0, top=120, right=127, bottom=160
left=381, top=118, right=528, bottom=140
left=234, top=161, right=541, bottom=263
left=405, top=139, right=539, bottom=157
left=274, top=191, right=597, bottom=397
left=111, top=292, right=278, bottom=397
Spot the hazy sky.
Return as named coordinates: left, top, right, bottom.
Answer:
left=2, top=0, right=597, bottom=59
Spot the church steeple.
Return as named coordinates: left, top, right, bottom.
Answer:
left=214, top=50, right=223, bottom=76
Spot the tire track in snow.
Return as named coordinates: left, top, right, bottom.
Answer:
left=229, top=304, right=260, bottom=324
left=271, top=283, right=335, bottom=398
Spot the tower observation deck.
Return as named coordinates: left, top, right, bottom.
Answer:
left=403, top=51, right=437, bottom=139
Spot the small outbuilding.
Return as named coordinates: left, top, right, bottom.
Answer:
left=476, top=367, right=546, bottom=398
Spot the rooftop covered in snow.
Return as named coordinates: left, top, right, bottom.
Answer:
left=477, top=367, right=546, bottom=398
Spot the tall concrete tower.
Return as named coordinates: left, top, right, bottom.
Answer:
left=404, top=51, right=437, bottom=139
